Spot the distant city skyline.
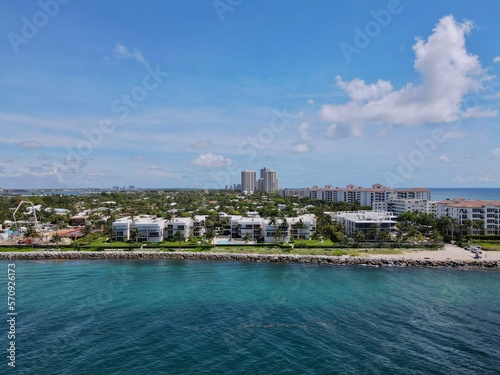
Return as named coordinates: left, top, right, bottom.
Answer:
left=1, top=1, right=500, bottom=189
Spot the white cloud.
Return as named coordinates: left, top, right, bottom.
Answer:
left=298, top=122, right=311, bottom=141
left=492, top=148, right=500, bottom=158
left=307, top=99, right=315, bottom=106
left=319, top=15, right=495, bottom=129
left=438, top=155, right=450, bottom=162
left=114, top=43, right=149, bottom=66
left=443, top=130, right=465, bottom=139
left=493, top=56, right=500, bottom=63
left=191, top=153, right=232, bottom=167
left=15, top=140, right=43, bottom=148
left=133, top=156, right=146, bottom=162
left=291, top=143, right=312, bottom=154
left=325, top=123, right=364, bottom=139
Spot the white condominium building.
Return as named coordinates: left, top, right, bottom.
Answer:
left=165, top=217, right=193, bottom=240
left=309, top=183, right=431, bottom=206
left=230, top=214, right=316, bottom=243
left=436, top=199, right=500, bottom=235
left=241, top=170, right=256, bottom=194
left=112, top=216, right=165, bottom=243
left=335, top=211, right=397, bottom=236
left=374, top=199, right=437, bottom=217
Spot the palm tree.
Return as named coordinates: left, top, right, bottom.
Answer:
left=352, top=229, right=365, bottom=248
left=130, top=227, right=140, bottom=242
left=51, top=232, right=62, bottom=248
left=294, top=218, right=305, bottom=245
left=23, top=224, right=39, bottom=247
left=279, top=217, right=288, bottom=243
left=243, top=232, right=252, bottom=244
left=367, top=224, right=379, bottom=242
left=473, top=220, right=484, bottom=235
left=273, top=226, right=283, bottom=245
left=173, top=230, right=183, bottom=249
left=465, top=219, right=474, bottom=236
left=378, top=230, right=391, bottom=244
left=82, top=224, right=93, bottom=246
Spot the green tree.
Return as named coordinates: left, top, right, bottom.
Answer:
left=23, top=224, right=40, bottom=247
left=173, top=231, right=184, bottom=249
left=243, top=232, right=252, bottom=244
left=82, top=224, right=93, bottom=245
left=130, top=227, right=140, bottom=242
left=273, top=226, right=283, bottom=245
left=51, top=232, right=62, bottom=247
left=352, top=229, right=365, bottom=247
left=367, top=224, right=380, bottom=242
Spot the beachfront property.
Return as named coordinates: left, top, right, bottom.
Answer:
left=192, top=215, right=207, bottom=238
left=436, top=199, right=500, bottom=235
left=165, top=217, right=193, bottom=240
left=335, top=211, right=397, bottom=236
left=231, top=216, right=263, bottom=241
left=112, top=216, right=191, bottom=242
left=308, top=184, right=431, bottom=206
left=112, top=214, right=316, bottom=243
left=230, top=214, right=316, bottom=243
left=374, top=198, right=437, bottom=217
left=112, top=216, right=166, bottom=243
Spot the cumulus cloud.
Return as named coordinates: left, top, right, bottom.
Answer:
left=494, top=56, right=500, bottom=63
left=191, top=153, right=232, bottom=167
left=307, top=99, right=315, bottom=106
left=15, top=140, right=43, bottom=148
left=319, top=15, right=495, bottom=130
left=492, top=148, right=500, bottom=158
left=133, top=156, right=146, bottom=162
left=114, top=43, right=149, bottom=66
left=291, top=143, right=312, bottom=154
left=325, top=123, right=364, bottom=139
left=191, top=140, right=212, bottom=149
left=438, top=155, right=450, bottom=162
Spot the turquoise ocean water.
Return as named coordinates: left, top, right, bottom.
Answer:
left=2, top=260, right=499, bottom=374
left=429, top=188, right=500, bottom=201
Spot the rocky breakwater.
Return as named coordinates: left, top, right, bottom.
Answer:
left=0, top=251, right=498, bottom=268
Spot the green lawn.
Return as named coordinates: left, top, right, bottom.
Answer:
left=472, top=241, right=500, bottom=251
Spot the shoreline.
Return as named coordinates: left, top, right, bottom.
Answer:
left=0, top=250, right=497, bottom=268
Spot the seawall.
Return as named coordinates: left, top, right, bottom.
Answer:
left=0, top=251, right=498, bottom=268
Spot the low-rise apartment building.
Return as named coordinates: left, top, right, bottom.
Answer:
left=335, top=211, right=397, bottom=236
left=165, top=217, right=193, bottom=240
left=374, top=199, right=437, bottom=217
left=436, top=199, right=500, bottom=235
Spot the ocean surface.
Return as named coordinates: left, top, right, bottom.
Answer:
left=2, top=260, right=499, bottom=374
left=429, top=188, right=500, bottom=201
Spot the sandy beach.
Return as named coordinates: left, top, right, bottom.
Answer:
left=367, top=244, right=500, bottom=261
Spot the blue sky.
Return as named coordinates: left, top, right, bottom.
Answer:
left=1, top=0, right=500, bottom=189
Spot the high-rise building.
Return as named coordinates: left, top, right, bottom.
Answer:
left=257, top=167, right=279, bottom=193
left=241, top=171, right=256, bottom=193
